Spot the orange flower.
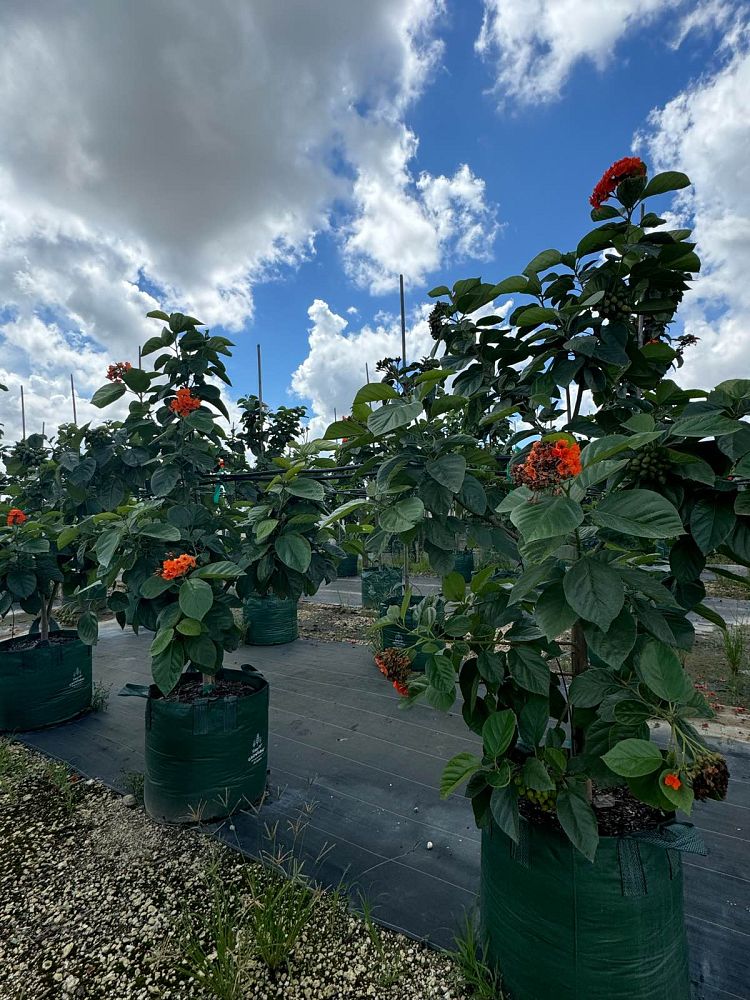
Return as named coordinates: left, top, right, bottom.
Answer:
left=6, top=508, right=26, bottom=526
left=170, top=387, right=202, bottom=417
left=106, top=361, right=133, bottom=382
left=393, top=679, right=409, bottom=697
left=664, top=772, right=682, bottom=791
left=160, top=553, right=197, bottom=580
left=512, top=439, right=581, bottom=491
left=590, top=156, right=647, bottom=210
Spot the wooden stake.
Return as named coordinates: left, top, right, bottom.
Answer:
left=70, top=373, right=78, bottom=425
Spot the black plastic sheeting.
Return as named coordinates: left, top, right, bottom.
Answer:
left=0, top=631, right=92, bottom=731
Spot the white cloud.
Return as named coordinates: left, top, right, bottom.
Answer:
left=290, top=299, right=437, bottom=437
left=0, top=0, right=497, bottom=443
left=636, top=25, right=750, bottom=388
left=475, top=0, right=735, bottom=104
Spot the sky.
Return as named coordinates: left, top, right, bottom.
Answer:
left=0, top=0, right=748, bottom=443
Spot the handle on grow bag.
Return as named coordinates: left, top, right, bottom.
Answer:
left=119, top=683, right=151, bottom=698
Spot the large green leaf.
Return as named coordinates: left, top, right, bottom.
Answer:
left=636, top=639, right=693, bottom=702
left=641, top=171, right=690, bottom=198
left=602, top=738, right=663, bottom=777
left=150, top=627, right=175, bottom=657
left=440, top=752, right=482, bottom=798
left=584, top=607, right=637, bottom=667
left=186, top=634, right=217, bottom=671
left=275, top=533, right=312, bottom=573
left=442, top=571, right=466, bottom=602
left=690, top=498, right=734, bottom=554
left=140, top=575, right=174, bottom=599
left=535, top=582, right=577, bottom=641
left=591, top=490, right=683, bottom=539
left=482, top=710, right=516, bottom=758
left=524, top=249, right=561, bottom=275
left=91, top=382, right=127, bottom=408
left=426, top=454, right=466, bottom=493
left=556, top=790, right=598, bottom=862
left=568, top=668, right=620, bottom=707
left=178, top=578, right=214, bottom=621
left=353, top=383, right=399, bottom=404
left=379, top=497, right=425, bottom=533
left=95, top=527, right=124, bottom=569
left=122, top=367, right=151, bottom=393
left=190, top=561, right=244, bottom=580
left=255, top=518, right=279, bottom=542
left=138, top=522, right=182, bottom=541
left=151, top=464, right=181, bottom=497
left=285, top=478, right=325, bottom=501
left=490, top=785, right=520, bottom=843
left=7, top=569, right=36, bottom=598
left=426, top=654, right=456, bottom=694
left=457, top=474, right=487, bottom=514
left=563, top=558, right=624, bottom=630
left=152, top=640, right=186, bottom=695
left=510, top=495, right=583, bottom=542
left=77, top=611, right=99, bottom=646
left=670, top=413, right=745, bottom=438
left=367, top=400, right=422, bottom=436
left=507, top=647, right=550, bottom=695
left=320, top=499, right=371, bottom=527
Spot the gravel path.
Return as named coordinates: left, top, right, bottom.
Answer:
left=0, top=743, right=477, bottom=1000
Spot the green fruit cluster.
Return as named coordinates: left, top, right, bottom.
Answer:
left=514, top=775, right=557, bottom=813
left=599, top=286, right=632, bottom=320
left=628, top=445, right=670, bottom=485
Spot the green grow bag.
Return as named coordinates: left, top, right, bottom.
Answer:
left=379, top=595, right=443, bottom=672
left=481, top=817, right=693, bottom=1000
left=143, top=666, right=269, bottom=824
left=361, top=567, right=402, bottom=609
left=453, top=549, right=475, bottom=582
left=243, top=594, right=298, bottom=645
left=0, top=631, right=92, bottom=732
left=336, top=553, right=359, bottom=577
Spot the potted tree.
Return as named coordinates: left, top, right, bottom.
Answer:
left=90, top=310, right=269, bottom=823
left=336, top=161, right=734, bottom=999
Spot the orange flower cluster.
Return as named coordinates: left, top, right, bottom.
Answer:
left=106, top=361, right=132, bottom=382
left=513, top=439, right=582, bottom=491
left=664, top=772, right=682, bottom=791
left=590, top=156, right=647, bottom=210
left=375, top=647, right=412, bottom=696
left=170, top=387, right=202, bottom=417
left=6, top=508, right=26, bottom=526
left=160, top=553, right=197, bottom=580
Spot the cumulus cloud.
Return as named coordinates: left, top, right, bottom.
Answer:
left=0, top=0, right=499, bottom=443
left=475, top=0, right=736, bottom=104
left=290, top=299, right=437, bottom=438
left=636, top=22, right=750, bottom=388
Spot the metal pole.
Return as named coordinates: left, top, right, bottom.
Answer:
left=41, top=421, right=45, bottom=439
left=365, top=362, right=370, bottom=384
left=138, top=345, right=142, bottom=369
left=20, top=386, right=25, bottom=440
left=334, top=407, right=337, bottom=421
left=70, top=374, right=78, bottom=425
left=637, top=204, right=645, bottom=350
left=257, top=344, right=264, bottom=457
left=398, top=273, right=410, bottom=592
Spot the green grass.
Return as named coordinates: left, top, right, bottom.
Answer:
left=452, top=914, right=504, bottom=999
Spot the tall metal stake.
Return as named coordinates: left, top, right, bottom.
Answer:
left=257, top=344, right=264, bottom=458
left=70, top=374, right=78, bottom=426
left=20, top=386, right=26, bottom=440
left=399, top=273, right=410, bottom=592
left=365, top=362, right=370, bottom=384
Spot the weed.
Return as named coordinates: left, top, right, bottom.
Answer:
left=357, top=892, right=405, bottom=987
left=721, top=623, right=746, bottom=679
left=452, top=913, right=504, bottom=1000
left=43, top=760, right=78, bottom=814
left=0, top=738, right=28, bottom=793
left=91, top=680, right=111, bottom=713
left=121, top=770, right=145, bottom=804
left=243, top=863, right=323, bottom=970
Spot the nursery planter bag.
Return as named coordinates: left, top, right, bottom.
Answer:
left=142, top=666, right=269, bottom=824
left=481, top=817, right=695, bottom=1000
left=0, top=631, right=92, bottom=731
left=336, top=553, right=359, bottom=577
left=379, top=595, right=439, bottom=672
left=361, top=567, right=402, bottom=609
left=243, top=594, right=298, bottom=645
left=453, top=550, right=475, bottom=582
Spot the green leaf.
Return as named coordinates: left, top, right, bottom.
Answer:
left=323, top=420, right=366, bottom=439
left=427, top=654, right=456, bottom=694
left=428, top=285, right=450, bottom=298
left=146, top=309, right=170, bottom=321
left=319, top=499, right=370, bottom=527
left=442, top=571, right=466, bottom=602
left=490, top=275, right=529, bottom=295
left=690, top=498, right=734, bottom=554
left=56, top=525, right=80, bottom=549
left=176, top=618, right=203, bottom=636
left=440, top=753, right=483, bottom=798
left=568, top=668, right=620, bottom=707
left=151, top=464, right=181, bottom=497
left=138, top=522, right=182, bottom=541
left=275, top=533, right=312, bottom=573
left=367, top=400, right=422, bottom=436
left=515, top=305, right=558, bottom=326
left=121, top=367, right=150, bottom=393
left=141, top=335, right=166, bottom=356
left=524, top=249, right=562, bottom=275
left=535, top=582, right=577, bottom=641
left=489, top=785, right=520, bottom=843
left=591, top=490, right=684, bottom=539
left=285, top=478, right=325, bottom=501
left=95, top=527, right=123, bottom=570
left=641, top=171, right=690, bottom=198
left=140, top=575, right=174, bottom=598
left=556, top=790, right=599, bottom=862
left=670, top=413, right=745, bottom=438
left=457, top=474, right=487, bottom=515
left=507, top=647, right=550, bottom=695
left=91, top=382, right=127, bottom=408
left=152, top=641, right=186, bottom=695
left=379, top=497, right=425, bottom=533
left=563, top=558, right=624, bottom=630
left=659, top=769, right=694, bottom=814
left=191, top=561, right=244, bottom=580
left=150, top=627, right=175, bottom=657
left=353, top=383, right=399, bottom=404
left=602, top=738, right=664, bottom=777
left=77, top=610, right=99, bottom=646
left=178, top=578, right=214, bottom=621
left=510, top=495, right=583, bottom=542
left=482, top=710, right=516, bottom=758
left=523, top=757, right=555, bottom=791
left=636, top=639, right=693, bottom=702
left=255, top=518, right=279, bottom=542
left=584, top=608, right=637, bottom=667
left=186, top=634, right=217, bottom=670
left=425, top=454, right=467, bottom=493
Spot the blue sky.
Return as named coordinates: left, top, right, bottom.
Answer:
left=0, top=1, right=748, bottom=441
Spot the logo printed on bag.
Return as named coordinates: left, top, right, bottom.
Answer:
left=69, top=667, right=85, bottom=689
left=248, top=733, right=265, bottom=765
